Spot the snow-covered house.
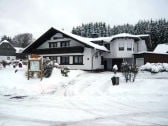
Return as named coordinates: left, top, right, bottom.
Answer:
left=23, top=27, right=109, bottom=70
left=89, top=33, right=149, bottom=70
left=0, top=40, right=16, bottom=61
left=23, top=27, right=149, bottom=70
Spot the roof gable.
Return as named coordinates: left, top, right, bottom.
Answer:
left=23, top=27, right=108, bottom=53
left=0, top=41, right=16, bottom=51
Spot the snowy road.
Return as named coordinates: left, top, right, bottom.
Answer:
left=0, top=66, right=168, bottom=126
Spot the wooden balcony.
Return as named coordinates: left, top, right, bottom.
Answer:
left=31, top=46, right=84, bottom=54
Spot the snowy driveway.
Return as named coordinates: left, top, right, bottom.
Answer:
left=0, top=66, right=168, bottom=126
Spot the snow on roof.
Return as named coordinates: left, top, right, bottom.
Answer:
left=0, top=40, right=10, bottom=45
left=86, top=37, right=112, bottom=42
left=0, top=40, right=15, bottom=49
left=54, top=28, right=109, bottom=52
left=134, top=48, right=168, bottom=55
left=84, top=33, right=142, bottom=43
left=15, top=47, right=24, bottom=53
left=136, top=34, right=150, bottom=37
left=1, top=40, right=9, bottom=43
left=154, top=43, right=168, bottom=54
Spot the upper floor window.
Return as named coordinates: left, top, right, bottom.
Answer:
left=73, top=55, right=83, bottom=65
left=127, top=42, right=132, bottom=51
left=61, top=41, right=70, bottom=47
left=49, top=42, right=57, bottom=48
left=118, top=42, right=124, bottom=51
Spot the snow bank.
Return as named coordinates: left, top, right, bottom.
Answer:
left=1, top=64, right=168, bottom=125
left=140, top=63, right=168, bottom=73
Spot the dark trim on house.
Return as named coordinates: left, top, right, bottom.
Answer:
left=60, top=56, right=69, bottom=65
left=30, top=46, right=84, bottom=54
left=111, top=37, right=140, bottom=42
left=73, top=55, right=83, bottom=65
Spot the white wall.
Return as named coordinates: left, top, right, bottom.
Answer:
left=104, top=38, right=134, bottom=58
left=134, top=42, right=138, bottom=53
left=137, top=40, right=147, bottom=52
left=36, top=33, right=104, bottom=70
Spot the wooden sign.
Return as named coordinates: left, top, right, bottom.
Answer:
left=27, top=57, right=43, bottom=80
left=30, top=60, right=40, bottom=71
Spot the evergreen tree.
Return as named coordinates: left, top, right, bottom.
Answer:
left=72, top=19, right=168, bottom=50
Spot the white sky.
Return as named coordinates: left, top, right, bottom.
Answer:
left=0, top=0, right=168, bottom=39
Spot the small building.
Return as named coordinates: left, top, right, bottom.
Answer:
left=134, top=43, right=168, bottom=67
left=0, top=40, right=16, bottom=61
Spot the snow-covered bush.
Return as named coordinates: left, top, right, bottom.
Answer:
left=113, top=64, right=118, bottom=74
left=140, top=63, right=168, bottom=73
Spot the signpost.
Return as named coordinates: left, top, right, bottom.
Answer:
left=27, top=54, right=43, bottom=80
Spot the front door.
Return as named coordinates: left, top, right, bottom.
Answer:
left=112, top=59, right=123, bottom=71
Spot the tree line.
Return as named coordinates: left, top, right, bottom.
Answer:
left=1, top=33, right=33, bottom=48
left=72, top=19, right=168, bottom=50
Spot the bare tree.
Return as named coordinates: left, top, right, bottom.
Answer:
left=13, top=33, right=33, bottom=48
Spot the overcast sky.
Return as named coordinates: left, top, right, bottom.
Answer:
left=0, top=0, right=168, bottom=39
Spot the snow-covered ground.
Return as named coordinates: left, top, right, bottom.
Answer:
left=0, top=65, right=168, bottom=126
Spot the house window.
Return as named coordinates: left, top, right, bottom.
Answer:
left=119, top=42, right=124, bottom=51
left=127, top=42, right=132, bottom=51
left=49, top=42, right=57, bottom=48
left=73, top=56, right=83, bottom=64
left=60, top=56, right=69, bottom=65
left=61, top=41, right=70, bottom=47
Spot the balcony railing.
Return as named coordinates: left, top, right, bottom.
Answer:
left=31, top=46, right=84, bottom=54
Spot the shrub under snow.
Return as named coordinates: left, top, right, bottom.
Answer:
left=140, top=63, right=168, bottom=73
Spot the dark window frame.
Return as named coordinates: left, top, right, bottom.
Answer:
left=73, top=55, right=83, bottom=65
left=118, top=42, right=124, bottom=51
left=49, top=42, right=58, bottom=48
left=127, top=43, right=132, bottom=51
left=60, top=56, right=69, bottom=65
left=60, top=41, right=70, bottom=47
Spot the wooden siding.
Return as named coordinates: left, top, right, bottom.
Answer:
left=134, top=53, right=168, bottom=64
